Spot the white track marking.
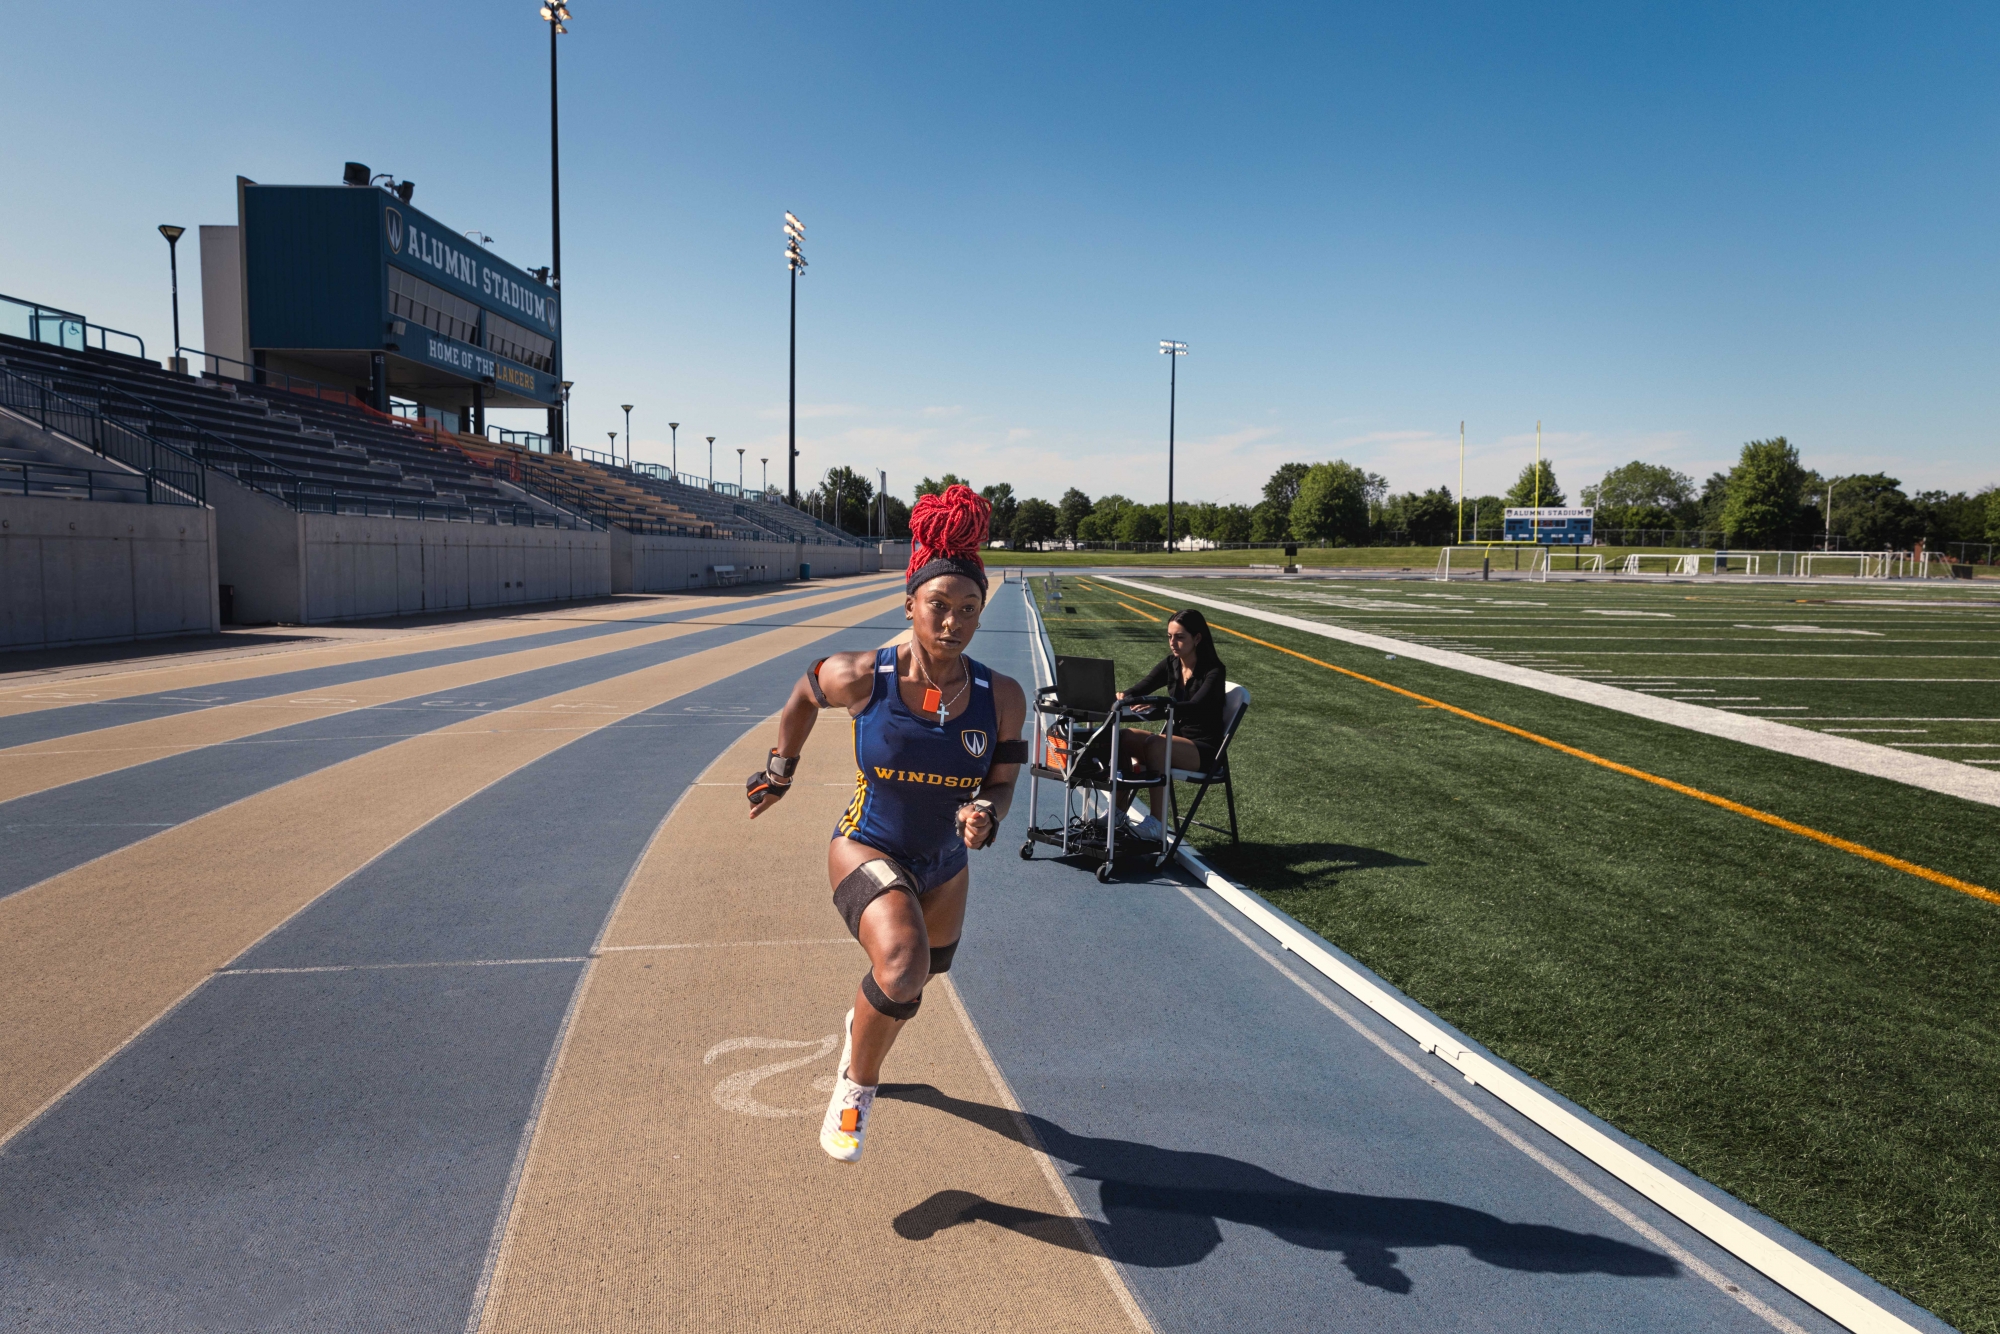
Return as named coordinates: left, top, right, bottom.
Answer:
left=704, top=1035, right=839, bottom=1117
left=220, top=957, right=586, bottom=975
left=1107, top=577, right=2000, bottom=809
left=1173, top=886, right=1813, bottom=1334
left=596, top=937, right=856, bottom=951
left=937, top=973, right=1158, bottom=1334
left=1169, top=849, right=1923, bottom=1334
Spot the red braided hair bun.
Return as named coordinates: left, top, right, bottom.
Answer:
left=906, top=484, right=991, bottom=591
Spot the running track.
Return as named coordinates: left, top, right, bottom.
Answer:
left=0, top=577, right=1952, bottom=1333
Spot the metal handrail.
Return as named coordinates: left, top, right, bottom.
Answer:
left=1, top=292, right=146, bottom=360
left=0, top=458, right=151, bottom=503
left=16, top=364, right=305, bottom=509
left=0, top=365, right=203, bottom=505
left=181, top=345, right=359, bottom=408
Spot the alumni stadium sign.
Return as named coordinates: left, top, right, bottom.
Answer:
left=386, top=207, right=558, bottom=336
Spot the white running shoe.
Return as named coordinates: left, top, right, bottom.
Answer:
left=820, top=1009, right=878, bottom=1163
left=1129, top=813, right=1166, bottom=842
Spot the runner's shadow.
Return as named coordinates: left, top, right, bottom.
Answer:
left=882, top=1085, right=1676, bottom=1294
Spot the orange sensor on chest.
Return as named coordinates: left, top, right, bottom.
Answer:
left=921, top=687, right=942, bottom=714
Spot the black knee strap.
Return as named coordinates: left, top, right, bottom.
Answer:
left=928, top=940, right=959, bottom=974
left=833, top=858, right=918, bottom=938
left=861, top=969, right=922, bottom=1020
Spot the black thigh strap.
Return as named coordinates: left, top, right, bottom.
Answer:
left=833, top=857, right=917, bottom=938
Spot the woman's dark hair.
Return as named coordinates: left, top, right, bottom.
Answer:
left=1169, top=608, right=1226, bottom=677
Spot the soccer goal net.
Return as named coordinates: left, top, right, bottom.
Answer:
left=1434, top=546, right=1549, bottom=583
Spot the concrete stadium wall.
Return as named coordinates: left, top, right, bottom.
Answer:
left=298, top=514, right=612, bottom=623
left=0, top=495, right=219, bottom=649
left=613, top=532, right=881, bottom=593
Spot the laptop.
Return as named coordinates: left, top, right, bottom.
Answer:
left=1053, top=655, right=1118, bottom=716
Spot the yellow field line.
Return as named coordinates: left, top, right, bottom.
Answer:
left=1106, top=583, right=1999, bottom=907
left=1116, top=601, right=1162, bottom=622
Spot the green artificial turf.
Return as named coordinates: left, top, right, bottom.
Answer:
left=1038, top=573, right=2000, bottom=1332
left=1001, top=546, right=2000, bottom=577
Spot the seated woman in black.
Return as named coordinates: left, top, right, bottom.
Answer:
left=1114, top=607, right=1229, bottom=841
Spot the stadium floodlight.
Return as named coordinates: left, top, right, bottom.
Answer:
left=342, top=162, right=370, bottom=187
left=785, top=211, right=807, bottom=506
left=1159, top=341, right=1187, bottom=553
left=540, top=1, right=572, bottom=449
left=395, top=181, right=415, bottom=203
left=158, top=226, right=186, bottom=373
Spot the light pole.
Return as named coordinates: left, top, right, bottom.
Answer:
left=621, top=403, right=633, bottom=467
left=1457, top=420, right=1466, bottom=543
left=785, top=211, right=806, bottom=505
left=669, top=422, right=679, bottom=477
left=1825, top=477, right=1841, bottom=551
left=539, top=0, right=570, bottom=448
left=761, top=457, right=769, bottom=494
left=707, top=436, right=715, bottom=488
left=607, top=430, right=618, bottom=462
left=1159, top=341, right=1187, bottom=551
left=158, top=226, right=186, bottom=373
left=558, top=381, right=573, bottom=453
left=736, top=447, right=745, bottom=491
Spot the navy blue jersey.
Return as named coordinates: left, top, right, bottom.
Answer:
left=836, top=645, right=998, bottom=861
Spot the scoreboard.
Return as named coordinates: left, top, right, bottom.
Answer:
left=1502, top=507, right=1595, bottom=544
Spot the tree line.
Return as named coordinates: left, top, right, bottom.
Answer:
left=793, top=441, right=1999, bottom=551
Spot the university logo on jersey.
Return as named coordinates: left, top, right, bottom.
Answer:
left=960, top=729, right=989, bottom=758
left=384, top=207, right=404, bottom=253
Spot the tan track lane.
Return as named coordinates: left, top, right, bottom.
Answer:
left=474, top=721, right=1149, bottom=1334
left=0, top=580, right=898, bottom=805
left=0, top=579, right=898, bottom=718
left=0, top=590, right=906, bottom=1149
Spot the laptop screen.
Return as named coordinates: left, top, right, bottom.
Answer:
left=1053, top=655, right=1118, bottom=715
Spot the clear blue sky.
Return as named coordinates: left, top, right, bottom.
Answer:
left=5, top=2, right=1995, bottom=506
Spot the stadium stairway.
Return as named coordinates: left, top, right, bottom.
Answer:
left=455, top=435, right=733, bottom=537
left=0, top=334, right=581, bottom=528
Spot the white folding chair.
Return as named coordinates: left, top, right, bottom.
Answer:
left=1159, top=681, right=1250, bottom=865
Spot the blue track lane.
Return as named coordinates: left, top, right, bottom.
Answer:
left=0, top=602, right=911, bottom=1334
left=940, top=584, right=1949, bottom=1334
left=0, top=583, right=894, bottom=900
left=0, top=579, right=863, bottom=752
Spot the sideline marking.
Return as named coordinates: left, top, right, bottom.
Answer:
left=1116, top=601, right=1161, bottom=622
left=1173, top=884, right=1812, bottom=1334
left=1099, top=581, right=1997, bottom=908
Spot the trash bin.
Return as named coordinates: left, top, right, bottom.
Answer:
left=799, top=563, right=812, bottom=581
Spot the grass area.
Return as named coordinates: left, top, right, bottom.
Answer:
left=1039, top=572, right=2000, bottom=1332
left=1178, top=576, right=2000, bottom=758
left=1001, top=546, right=2000, bottom=576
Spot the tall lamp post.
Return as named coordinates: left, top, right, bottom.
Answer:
left=1159, top=341, right=1187, bottom=552
left=761, top=457, right=769, bottom=495
left=607, top=431, right=618, bottom=461
left=669, top=422, right=680, bottom=477
left=1456, top=420, right=1466, bottom=543
left=785, top=211, right=806, bottom=505
left=158, top=226, right=186, bottom=374
left=736, top=447, right=745, bottom=491
left=539, top=0, right=570, bottom=448
left=707, top=436, right=715, bottom=488
left=621, top=403, right=633, bottom=467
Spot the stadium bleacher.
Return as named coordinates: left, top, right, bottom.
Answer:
left=0, top=334, right=584, bottom=529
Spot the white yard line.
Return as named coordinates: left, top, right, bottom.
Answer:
left=1107, top=577, right=2000, bottom=810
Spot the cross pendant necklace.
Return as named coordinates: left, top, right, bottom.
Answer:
left=917, top=656, right=967, bottom=723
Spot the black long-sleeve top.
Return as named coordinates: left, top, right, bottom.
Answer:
left=1126, top=655, right=1228, bottom=759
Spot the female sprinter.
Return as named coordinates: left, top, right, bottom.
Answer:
left=745, top=486, right=1027, bottom=1162
left=1114, top=608, right=1229, bottom=841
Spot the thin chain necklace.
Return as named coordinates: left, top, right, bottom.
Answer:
left=913, top=650, right=968, bottom=724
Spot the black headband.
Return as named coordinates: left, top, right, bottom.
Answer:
left=907, top=555, right=988, bottom=596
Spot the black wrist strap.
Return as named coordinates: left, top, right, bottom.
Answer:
left=766, top=749, right=798, bottom=781
left=805, top=659, right=832, bottom=709
left=993, top=739, right=1029, bottom=764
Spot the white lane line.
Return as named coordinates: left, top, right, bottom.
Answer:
left=1170, top=848, right=1920, bottom=1334
left=938, top=974, right=1158, bottom=1334
left=1173, top=886, right=1811, bottom=1334
left=595, top=938, right=857, bottom=951
left=1818, top=729, right=1929, bottom=735
left=219, top=957, right=586, bottom=975
left=1108, top=577, right=2000, bottom=810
